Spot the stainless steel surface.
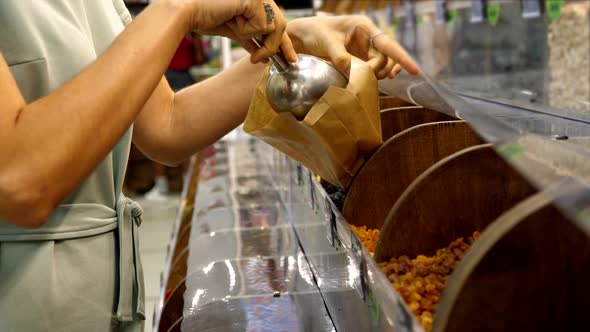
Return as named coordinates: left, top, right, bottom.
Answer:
left=187, top=227, right=300, bottom=275
left=182, top=292, right=335, bottom=332
left=250, top=37, right=291, bottom=73
left=185, top=254, right=317, bottom=307
left=251, top=37, right=348, bottom=120
left=181, top=139, right=422, bottom=332
left=184, top=139, right=339, bottom=331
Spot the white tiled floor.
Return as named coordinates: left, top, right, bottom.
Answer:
left=131, top=193, right=181, bottom=332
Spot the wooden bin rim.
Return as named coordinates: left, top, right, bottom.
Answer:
left=380, top=105, right=427, bottom=112
left=346, top=119, right=468, bottom=203
left=374, top=143, right=495, bottom=261
left=432, top=191, right=551, bottom=331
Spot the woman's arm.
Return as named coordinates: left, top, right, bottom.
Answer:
left=0, top=2, right=188, bottom=227
left=0, top=0, right=291, bottom=228
left=132, top=56, right=265, bottom=166
left=132, top=15, right=419, bottom=166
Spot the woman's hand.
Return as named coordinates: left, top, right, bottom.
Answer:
left=178, top=0, right=297, bottom=63
left=286, top=15, right=419, bottom=78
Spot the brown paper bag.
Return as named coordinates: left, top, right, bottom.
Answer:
left=244, top=58, right=382, bottom=188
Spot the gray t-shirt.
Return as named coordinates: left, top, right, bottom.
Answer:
left=0, top=0, right=133, bottom=239
left=0, top=1, right=145, bottom=330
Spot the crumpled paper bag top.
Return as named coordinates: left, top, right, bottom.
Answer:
left=244, top=57, right=382, bottom=188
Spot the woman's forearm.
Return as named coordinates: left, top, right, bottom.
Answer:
left=133, top=56, right=267, bottom=165
left=0, top=1, right=190, bottom=226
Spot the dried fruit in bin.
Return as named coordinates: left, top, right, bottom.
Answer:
left=378, top=231, right=480, bottom=331
left=351, top=225, right=380, bottom=255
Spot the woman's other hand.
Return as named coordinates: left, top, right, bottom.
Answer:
left=175, top=0, right=297, bottom=63
left=286, top=15, right=419, bottom=78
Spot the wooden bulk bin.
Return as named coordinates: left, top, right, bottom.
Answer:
left=375, top=144, right=537, bottom=261
left=166, top=247, right=189, bottom=292
left=171, top=224, right=192, bottom=263
left=380, top=106, right=457, bottom=141
left=379, top=96, right=415, bottom=110
left=158, top=279, right=186, bottom=332
left=434, top=192, right=590, bottom=332
left=344, top=121, right=483, bottom=229
left=166, top=317, right=183, bottom=332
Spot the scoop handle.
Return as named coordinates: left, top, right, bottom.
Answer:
left=251, top=37, right=291, bottom=73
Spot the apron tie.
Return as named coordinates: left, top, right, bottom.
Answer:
left=115, top=196, right=145, bottom=322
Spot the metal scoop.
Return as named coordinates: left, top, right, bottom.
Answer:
left=252, top=38, right=348, bottom=120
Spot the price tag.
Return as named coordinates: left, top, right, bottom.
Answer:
left=301, top=168, right=310, bottom=206
left=486, top=3, right=501, bottom=26
left=367, top=7, right=378, bottom=25
left=499, top=142, right=524, bottom=161
left=350, top=230, right=366, bottom=300
left=435, top=0, right=446, bottom=25
left=308, top=172, right=315, bottom=210
left=470, top=0, right=484, bottom=23
left=323, top=198, right=342, bottom=250
left=404, top=0, right=414, bottom=28
left=448, top=9, right=457, bottom=25
left=385, top=3, right=396, bottom=37
left=395, top=296, right=415, bottom=330
left=374, top=8, right=389, bottom=32
left=522, top=0, right=541, bottom=18
left=368, top=288, right=381, bottom=322
left=360, top=252, right=369, bottom=301
left=324, top=198, right=334, bottom=247
left=545, top=0, right=563, bottom=21
left=332, top=215, right=342, bottom=251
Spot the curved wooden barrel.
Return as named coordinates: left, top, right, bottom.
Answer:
left=166, top=317, right=183, bottom=332
left=375, top=144, right=537, bottom=261
left=379, top=96, right=414, bottom=110
left=166, top=247, right=189, bottom=292
left=344, top=121, right=483, bottom=229
left=178, top=206, right=194, bottom=237
left=158, top=279, right=186, bottom=332
left=184, top=154, right=202, bottom=204
left=171, top=224, right=192, bottom=263
left=380, top=106, right=456, bottom=141
left=433, top=193, right=590, bottom=332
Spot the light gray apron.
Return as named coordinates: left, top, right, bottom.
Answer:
left=0, top=1, right=145, bottom=330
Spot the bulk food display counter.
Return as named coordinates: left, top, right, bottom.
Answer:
left=153, top=1, right=589, bottom=332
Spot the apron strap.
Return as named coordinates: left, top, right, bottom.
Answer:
left=115, top=196, right=145, bottom=322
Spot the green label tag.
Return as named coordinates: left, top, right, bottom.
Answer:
left=448, top=9, right=457, bottom=25
left=576, top=208, right=590, bottom=234
left=369, top=289, right=380, bottom=322
left=499, top=143, right=524, bottom=160
left=546, top=0, right=563, bottom=21
left=486, top=4, right=501, bottom=26
left=416, top=14, right=423, bottom=25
